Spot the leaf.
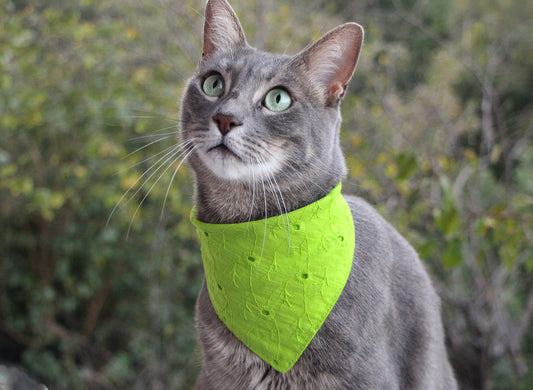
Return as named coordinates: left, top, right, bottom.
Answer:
left=442, top=238, right=463, bottom=269
left=396, top=151, right=419, bottom=181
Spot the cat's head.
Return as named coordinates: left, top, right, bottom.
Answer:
left=181, top=0, right=363, bottom=221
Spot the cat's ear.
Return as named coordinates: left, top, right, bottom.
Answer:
left=294, top=23, right=364, bottom=104
left=202, top=0, right=247, bottom=59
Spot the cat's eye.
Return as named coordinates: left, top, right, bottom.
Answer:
left=264, top=88, right=292, bottom=112
left=202, top=73, right=225, bottom=97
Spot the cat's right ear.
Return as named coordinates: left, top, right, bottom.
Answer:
left=293, top=23, right=364, bottom=105
left=202, top=0, right=247, bottom=60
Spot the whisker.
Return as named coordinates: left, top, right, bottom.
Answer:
left=127, top=128, right=180, bottom=142
left=255, top=142, right=331, bottom=195
left=254, top=137, right=334, bottom=177
left=122, top=136, right=172, bottom=159
left=106, top=143, right=185, bottom=226
left=118, top=108, right=180, bottom=123
left=247, top=161, right=257, bottom=223
left=126, top=146, right=186, bottom=205
left=260, top=174, right=268, bottom=262
left=119, top=142, right=190, bottom=175
left=256, top=154, right=291, bottom=253
left=160, top=145, right=196, bottom=220
left=122, top=115, right=174, bottom=120
left=127, top=145, right=194, bottom=238
left=308, top=154, right=337, bottom=176
left=270, top=172, right=291, bottom=253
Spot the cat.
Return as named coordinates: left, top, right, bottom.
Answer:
left=179, top=0, right=458, bottom=388
left=0, top=366, right=48, bottom=390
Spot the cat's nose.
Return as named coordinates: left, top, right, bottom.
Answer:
left=213, top=113, right=241, bottom=135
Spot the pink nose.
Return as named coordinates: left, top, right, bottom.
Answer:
left=213, top=114, right=241, bottom=135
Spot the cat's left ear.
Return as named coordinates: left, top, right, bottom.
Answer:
left=202, top=0, right=247, bottom=59
left=294, top=23, right=364, bottom=104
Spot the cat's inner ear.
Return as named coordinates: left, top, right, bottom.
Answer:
left=296, top=23, right=364, bottom=104
left=202, top=0, right=247, bottom=59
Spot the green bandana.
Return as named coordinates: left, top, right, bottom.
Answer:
left=190, top=184, right=355, bottom=373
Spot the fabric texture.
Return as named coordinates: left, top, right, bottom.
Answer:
left=190, top=183, right=355, bottom=373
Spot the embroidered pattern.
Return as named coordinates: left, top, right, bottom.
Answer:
left=191, top=184, right=355, bottom=373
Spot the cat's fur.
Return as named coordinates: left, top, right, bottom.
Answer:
left=180, top=0, right=458, bottom=388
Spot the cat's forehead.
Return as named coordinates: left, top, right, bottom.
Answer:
left=199, top=48, right=292, bottom=81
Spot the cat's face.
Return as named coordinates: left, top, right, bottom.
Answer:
left=182, top=48, right=338, bottom=183
left=181, top=0, right=363, bottom=188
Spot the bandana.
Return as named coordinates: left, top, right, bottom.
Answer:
left=190, top=183, right=355, bottom=373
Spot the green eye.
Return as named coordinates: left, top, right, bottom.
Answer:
left=264, top=88, right=292, bottom=112
left=202, top=73, right=225, bottom=97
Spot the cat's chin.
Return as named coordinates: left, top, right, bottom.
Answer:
left=197, top=147, right=283, bottom=183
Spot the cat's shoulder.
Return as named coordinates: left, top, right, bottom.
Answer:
left=342, top=193, right=387, bottom=226
left=342, top=192, right=415, bottom=254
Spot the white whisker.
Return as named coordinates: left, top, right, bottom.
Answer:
left=124, top=146, right=185, bottom=202
left=160, top=145, right=196, bottom=220
left=122, top=136, right=172, bottom=159
left=127, top=145, right=194, bottom=238
left=256, top=141, right=331, bottom=195
left=247, top=161, right=257, bottom=224
left=119, top=142, right=188, bottom=175
left=107, top=142, right=187, bottom=226
left=256, top=154, right=291, bottom=253
left=260, top=175, right=268, bottom=262
left=118, top=109, right=179, bottom=123
left=127, top=128, right=180, bottom=141
left=270, top=173, right=291, bottom=254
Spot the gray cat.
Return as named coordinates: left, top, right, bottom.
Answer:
left=180, top=0, right=458, bottom=388
left=0, top=366, right=48, bottom=390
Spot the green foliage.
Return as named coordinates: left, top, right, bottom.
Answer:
left=0, top=0, right=201, bottom=388
left=339, top=0, right=533, bottom=387
left=1, top=0, right=532, bottom=389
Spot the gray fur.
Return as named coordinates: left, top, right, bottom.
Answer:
left=0, top=366, right=48, bottom=390
left=180, top=0, right=458, bottom=388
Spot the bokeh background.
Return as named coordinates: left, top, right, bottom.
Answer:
left=1, top=0, right=532, bottom=388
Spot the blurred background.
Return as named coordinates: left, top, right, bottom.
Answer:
left=0, top=0, right=532, bottom=388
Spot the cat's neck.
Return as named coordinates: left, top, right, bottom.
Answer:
left=193, top=174, right=340, bottom=224
left=191, top=120, right=348, bottom=224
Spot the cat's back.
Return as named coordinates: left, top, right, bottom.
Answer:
left=335, top=193, right=457, bottom=389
